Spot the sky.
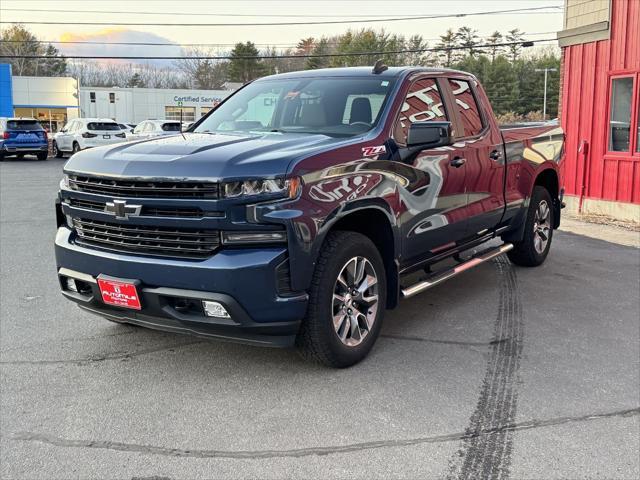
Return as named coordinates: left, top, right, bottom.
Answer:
left=0, top=0, right=565, bottom=60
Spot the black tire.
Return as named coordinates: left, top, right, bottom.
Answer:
left=52, top=141, right=64, bottom=158
left=36, top=152, right=48, bottom=161
left=296, top=231, right=386, bottom=368
left=71, top=142, right=80, bottom=155
left=0, top=152, right=4, bottom=161
left=507, top=186, right=554, bottom=267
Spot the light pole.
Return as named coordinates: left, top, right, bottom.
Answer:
left=535, top=68, right=558, bottom=120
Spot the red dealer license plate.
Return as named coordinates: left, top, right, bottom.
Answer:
left=97, top=278, right=141, bottom=310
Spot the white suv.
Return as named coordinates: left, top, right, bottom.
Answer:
left=52, top=118, right=127, bottom=157
left=129, top=120, right=182, bottom=140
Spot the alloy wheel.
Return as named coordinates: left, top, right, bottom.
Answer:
left=332, top=256, right=379, bottom=347
left=533, top=200, right=551, bottom=254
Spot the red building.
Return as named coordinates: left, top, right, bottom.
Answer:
left=559, top=0, right=639, bottom=221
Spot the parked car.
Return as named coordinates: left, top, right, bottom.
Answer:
left=117, top=123, right=136, bottom=134
left=0, top=117, right=48, bottom=160
left=55, top=66, right=564, bottom=367
left=52, top=118, right=126, bottom=157
left=129, top=120, right=182, bottom=140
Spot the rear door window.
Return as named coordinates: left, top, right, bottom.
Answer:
left=161, top=122, right=181, bottom=131
left=87, top=122, right=121, bottom=131
left=7, top=120, right=42, bottom=131
left=393, top=77, right=448, bottom=145
left=448, top=79, right=484, bottom=137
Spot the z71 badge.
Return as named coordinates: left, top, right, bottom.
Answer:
left=361, top=145, right=386, bottom=157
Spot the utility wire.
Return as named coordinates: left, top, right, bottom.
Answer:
left=0, top=32, right=557, bottom=48
left=0, top=6, right=564, bottom=26
left=0, top=7, right=563, bottom=18
left=0, top=39, right=555, bottom=60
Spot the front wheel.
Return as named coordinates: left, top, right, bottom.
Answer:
left=507, top=186, right=554, bottom=267
left=71, top=142, right=80, bottom=155
left=37, top=152, right=48, bottom=161
left=52, top=141, right=64, bottom=158
left=296, top=231, right=386, bottom=368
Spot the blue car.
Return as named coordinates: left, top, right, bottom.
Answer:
left=0, top=117, right=49, bottom=160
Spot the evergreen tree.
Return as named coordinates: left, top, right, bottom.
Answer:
left=306, top=37, right=330, bottom=70
left=505, top=29, right=525, bottom=63
left=486, top=31, right=504, bottom=62
left=436, top=29, right=460, bottom=67
left=228, top=42, right=264, bottom=83
left=456, top=27, right=484, bottom=58
left=127, top=72, right=144, bottom=87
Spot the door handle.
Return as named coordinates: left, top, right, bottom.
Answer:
left=450, top=157, right=466, bottom=168
left=489, top=149, right=501, bottom=160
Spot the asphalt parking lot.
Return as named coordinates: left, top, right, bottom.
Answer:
left=1, top=156, right=639, bottom=479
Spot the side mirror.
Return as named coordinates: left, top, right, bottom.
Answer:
left=60, top=129, right=67, bottom=133
left=407, top=121, right=452, bottom=149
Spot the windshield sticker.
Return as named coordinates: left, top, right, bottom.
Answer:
left=362, top=145, right=386, bottom=157
left=381, top=81, right=389, bottom=87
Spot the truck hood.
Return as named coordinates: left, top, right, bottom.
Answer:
left=64, top=132, right=349, bottom=180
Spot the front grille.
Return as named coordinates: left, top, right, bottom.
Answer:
left=66, top=198, right=216, bottom=218
left=68, top=175, right=219, bottom=198
left=73, top=218, right=220, bottom=258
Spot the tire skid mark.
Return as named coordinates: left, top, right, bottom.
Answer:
left=9, top=408, right=638, bottom=460
left=448, top=257, right=523, bottom=480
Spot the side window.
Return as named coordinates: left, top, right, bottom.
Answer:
left=448, top=79, right=484, bottom=137
left=67, top=121, right=77, bottom=133
left=393, top=78, right=447, bottom=145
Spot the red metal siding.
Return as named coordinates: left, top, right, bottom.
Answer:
left=560, top=0, right=640, bottom=205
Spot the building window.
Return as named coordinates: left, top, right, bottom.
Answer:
left=165, top=106, right=196, bottom=122
left=109, top=93, right=115, bottom=104
left=608, top=77, right=634, bottom=152
left=200, top=107, right=212, bottom=117
left=90, top=92, right=96, bottom=103
left=448, top=79, right=484, bottom=137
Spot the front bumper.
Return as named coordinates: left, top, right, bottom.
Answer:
left=55, top=227, right=307, bottom=347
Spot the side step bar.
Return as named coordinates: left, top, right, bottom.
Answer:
left=401, top=243, right=513, bottom=299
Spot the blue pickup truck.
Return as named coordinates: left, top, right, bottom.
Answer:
left=0, top=117, right=49, bottom=160
left=55, top=66, right=564, bottom=367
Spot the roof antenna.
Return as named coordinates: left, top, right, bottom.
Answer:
left=372, top=59, right=388, bottom=74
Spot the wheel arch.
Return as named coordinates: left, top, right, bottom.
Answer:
left=533, top=167, right=561, bottom=229
left=319, top=203, right=400, bottom=309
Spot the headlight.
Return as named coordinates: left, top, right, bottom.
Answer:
left=222, top=177, right=302, bottom=199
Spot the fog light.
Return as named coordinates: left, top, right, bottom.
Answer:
left=65, top=277, right=78, bottom=292
left=202, top=301, right=230, bottom=318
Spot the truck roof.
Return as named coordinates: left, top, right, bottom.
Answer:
left=258, top=66, right=471, bottom=81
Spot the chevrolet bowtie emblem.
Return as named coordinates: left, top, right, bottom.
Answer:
left=104, top=199, right=142, bottom=219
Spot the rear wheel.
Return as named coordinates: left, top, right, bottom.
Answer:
left=52, top=141, right=64, bottom=158
left=36, top=152, right=48, bottom=161
left=507, top=186, right=554, bottom=267
left=296, top=231, right=386, bottom=368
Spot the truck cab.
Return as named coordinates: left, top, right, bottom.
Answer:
left=55, top=66, right=563, bottom=367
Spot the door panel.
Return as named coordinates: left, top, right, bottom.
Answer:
left=392, top=76, right=468, bottom=264
left=445, top=78, right=505, bottom=237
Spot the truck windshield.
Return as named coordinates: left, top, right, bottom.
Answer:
left=195, top=77, right=396, bottom=137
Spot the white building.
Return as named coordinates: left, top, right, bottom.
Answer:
left=10, top=75, right=80, bottom=132
left=2, top=65, right=234, bottom=132
left=78, top=86, right=231, bottom=125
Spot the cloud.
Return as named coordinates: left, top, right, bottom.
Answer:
left=58, top=29, right=182, bottom=65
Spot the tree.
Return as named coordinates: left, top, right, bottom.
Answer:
left=486, top=31, right=504, bottom=62
left=0, top=25, right=67, bottom=76
left=404, top=35, right=434, bottom=66
left=456, top=27, right=484, bottom=58
left=436, top=29, right=460, bottom=67
left=175, top=48, right=228, bottom=89
left=228, top=42, right=265, bottom=83
left=127, top=72, right=143, bottom=87
left=306, top=37, right=330, bottom=70
left=505, top=29, right=525, bottom=63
